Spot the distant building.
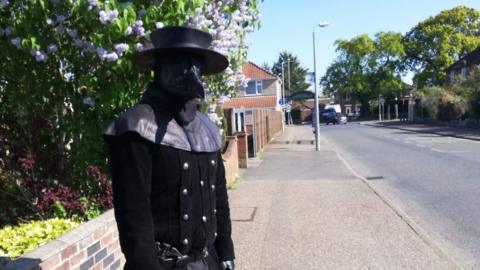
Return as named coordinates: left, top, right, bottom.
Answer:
left=222, top=61, right=282, bottom=111
left=220, top=61, right=284, bottom=158
left=445, top=46, right=480, bottom=84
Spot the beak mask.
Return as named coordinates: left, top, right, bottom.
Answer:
left=156, top=55, right=205, bottom=104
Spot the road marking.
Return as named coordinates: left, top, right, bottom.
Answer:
left=430, top=148, right=471, bottom=153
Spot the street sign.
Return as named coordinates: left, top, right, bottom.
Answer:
left=279, top=98, right=286, bottom=105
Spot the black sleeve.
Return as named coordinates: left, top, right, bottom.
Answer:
left=105, top=132, right=163, bottom=270
left=214, top=151, right=235, bottom=261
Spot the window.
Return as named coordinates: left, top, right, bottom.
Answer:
left=345, top=105, right=352, bottom=116
left=246, top=80, right=263, bottom=95
left=234, top=110, right=245, bottom=132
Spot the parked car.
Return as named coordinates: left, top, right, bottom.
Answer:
left=338, top=113, right=347, bottom=124
left=321, top=109, right=347, bottom=125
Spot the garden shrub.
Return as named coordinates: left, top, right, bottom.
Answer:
left=459, top=66, right=480, bottom=119
left=0, top=218, right=80, bottom=259
left=0, top=0, right=260, bottom=224
left=415, top=86, right=467, bottom=121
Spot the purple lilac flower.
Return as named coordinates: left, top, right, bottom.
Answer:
left=87, top=0, right=97, bottom=7
left=82, top=96, right=95, bottom=107
left=125, top=26, right=133, bottom=36
left=4, top=26, right=12, bottom=36
left=11, top=37, right=21, bottom=49
left=96, top=47, right=107, bottom=59
left=132, top=20, right=145, bottom=37
left=35, top=51, right=48, bottom=62
left=104, top=52, right=119, bottom=62
left=74, top=38, right=83, bottom=47
left=47, top=44, right=58, bottom=54
left=134, top=43, right=144, bottom=52
left=1, top=0, right=9, bottom=8
left=55, top=25, right=65, bottom=35
left=99, top=9, right=119, bottom=24
left=67, top=28, right=77, bottom=38
left=83, top=41, right=94, bottom=52
left=114, top=43, right=129, bottom=56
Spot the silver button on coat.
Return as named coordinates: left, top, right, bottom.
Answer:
left=202, top=216, right=207, bottom=222
left=211, top=160, right=215, bottom=166
left=200, top=180, right=204, bottom=186
left=182, top=188, right=188, bottom=195
left=183, top=162, right=189, bottom=170
left=183, top=214, right=189, bottom=221
left=183, top=238, right=189, bottom=245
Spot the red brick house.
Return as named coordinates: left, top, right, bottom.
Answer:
left=446, top=46, right=480, bottom=84
left=222, top=61, right=282, bottom=111
left=221, top=61, right=283, bottom=158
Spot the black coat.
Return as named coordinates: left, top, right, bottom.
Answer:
left=104, top=87, right=234, bottom=270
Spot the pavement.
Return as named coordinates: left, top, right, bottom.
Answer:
left=227, top=125, right=460, bottom=270
left=363, top=120, right=480, bottom=142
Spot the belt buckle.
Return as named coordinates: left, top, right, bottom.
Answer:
left=176, top=255, right=190, bottom=265
left=202, top=247, right=209, bottom=258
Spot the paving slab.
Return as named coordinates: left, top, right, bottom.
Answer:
left=228, top=125, right=459, bottom=270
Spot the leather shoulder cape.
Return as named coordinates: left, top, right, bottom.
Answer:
left=103, top=103, right=222, bottom=153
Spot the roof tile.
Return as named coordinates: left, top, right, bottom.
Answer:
left=243, top=61, right=277, bottom=80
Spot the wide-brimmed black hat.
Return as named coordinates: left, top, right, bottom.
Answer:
left=133, top=26, right=229, bottom=75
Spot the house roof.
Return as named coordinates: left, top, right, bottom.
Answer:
left=243, top=61, right=278, bottom=80
left=446, top=46, right=480, bottom=72
left=221, top=96, right=277, bottom=109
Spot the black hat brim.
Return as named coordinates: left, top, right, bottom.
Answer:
left=133, top=47, right=229, bottom=75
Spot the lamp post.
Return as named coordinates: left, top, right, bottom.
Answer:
left=313, top=21, right=329, bottom=151
left=287, top=58, right=291, bottom=90
left=281, top=61, right=286, bottom=126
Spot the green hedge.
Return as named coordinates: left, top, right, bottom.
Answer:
left=0, top=218, right=81, bottom=259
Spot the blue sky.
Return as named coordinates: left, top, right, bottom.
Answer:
left=247, top=0, right=480, bottom=84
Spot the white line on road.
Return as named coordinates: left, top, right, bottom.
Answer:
left=430, top=148, right=471, bottom=153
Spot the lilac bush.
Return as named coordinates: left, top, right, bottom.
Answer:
left=0, top=0, right=260, bottom=224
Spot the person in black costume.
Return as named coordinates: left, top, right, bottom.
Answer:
left=104, top=26, right=235, bottom=270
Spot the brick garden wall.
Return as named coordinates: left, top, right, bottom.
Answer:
left=5, top=156, right=240, bottom=270
left=222, top=136, right=239, bottom=183
left=5, top=210, right=123, bottom=270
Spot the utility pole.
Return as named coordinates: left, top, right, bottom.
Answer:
left=287, top=58, right=291, bottom=91
left=312, top=22, right=329, bottom=151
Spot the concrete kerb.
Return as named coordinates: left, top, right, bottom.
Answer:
left=332, top=149, right=464, bottom=270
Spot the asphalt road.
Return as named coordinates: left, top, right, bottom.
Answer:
left=320, top=122, right=480, bottom=269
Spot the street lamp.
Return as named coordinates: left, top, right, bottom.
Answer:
left=313, top=21, right=329, bottom=151
left=281, top=61, right=286, bottom=126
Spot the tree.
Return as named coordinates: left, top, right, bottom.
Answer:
left=261, top=62, right=271, bottom=71
left=0, top=0, right=261, bottom=223
left=321, top=32, right=406, bottom=116
left=271, top=51, right=310, bottom=94
left=404, top=6, right=480, bottom=88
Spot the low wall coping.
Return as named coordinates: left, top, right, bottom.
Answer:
left=5, top=209, right=116, bottom=270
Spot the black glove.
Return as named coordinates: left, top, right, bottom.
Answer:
left=221, top=260, right=235, bottom=270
